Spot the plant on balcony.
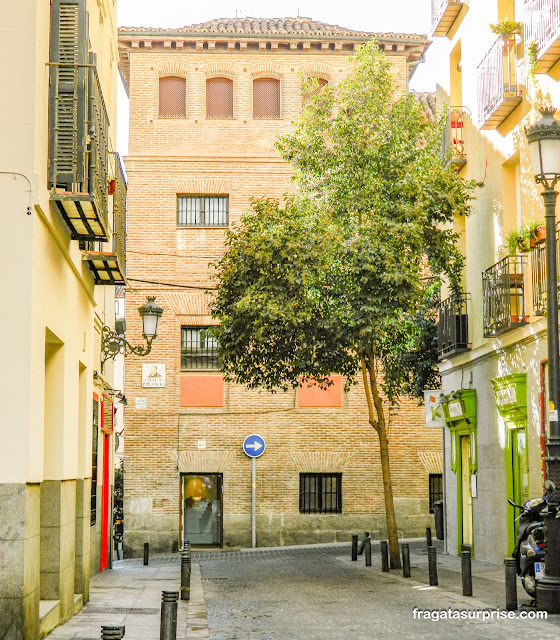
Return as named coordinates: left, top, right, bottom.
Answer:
left=527, top=41, right=538, bottom=80
left=490, top=20, right=522, bottom=39
left=505, top=220, right=544, bottom=255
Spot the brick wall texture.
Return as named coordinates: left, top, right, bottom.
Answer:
left=120, top=39, right=441, bottom=555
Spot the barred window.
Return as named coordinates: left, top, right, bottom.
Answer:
left=181, top=327, right=220, bottom=370
left=159, top=76, right=186, bottom=117
left=177, top=196, right=229, bottom=227
left=300, top=473, right=342, bottom=514
left=206, top=77, right=233, bottom=118
left=429, top=474, right=443, bottom=513
left=253, top=77, right=281, bottom=119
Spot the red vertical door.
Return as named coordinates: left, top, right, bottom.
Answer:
left=100, top=396, right=111, bottom=572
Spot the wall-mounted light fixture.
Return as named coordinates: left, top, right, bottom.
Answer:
left=101, top=296, right=163, bottom=364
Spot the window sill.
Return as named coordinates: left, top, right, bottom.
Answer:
left=177, top=225, right=229, bottom=229
left=180, top=369, right=222, bottom=373
left=206, top=117, right=236, bottom=120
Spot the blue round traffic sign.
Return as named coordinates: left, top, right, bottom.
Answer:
left=243, top=434, right=266, bottom=458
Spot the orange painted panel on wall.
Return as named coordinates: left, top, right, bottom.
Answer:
left=298, top=375, right=342, bottom=408
left=180, top=375, right=224, bottom=407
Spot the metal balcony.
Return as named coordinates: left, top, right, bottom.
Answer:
left=482, top=256, right=528, bottom=337
left=82, top=153, right=127, bottom=285
left=431, top=0, right=469, bottom=37
left=524, top=0, right=560, bottom=74
left=531, top=226, right=559, bottom=315
left=441, top=107, right=467, bottom=170
left=438, top=293, right=471, bottom=360
left=49, top=58, right=110, bottom=240
left=477, top=35, right=523, bottom=129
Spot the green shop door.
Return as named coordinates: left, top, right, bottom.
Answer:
left=182, top=474, right=223, bottom=546
left=507, top=427, right=529, bottom=553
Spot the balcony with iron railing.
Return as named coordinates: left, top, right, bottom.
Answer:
left=524, top=0, right=560, bottom=74
left=441, top=107, right=467, bottom=170
left=48, top=57, right=110, bottom=241
left=438, top=293, right=471, bottom=360
left=531, top=226, right=559, bottom=315
left=482, top=256, right=528, bottom=337
left=477, top=34, right=523, bottom=129
left=431, top=0, right=469, bottom=37
left=81, top=152, right=127, bottom=285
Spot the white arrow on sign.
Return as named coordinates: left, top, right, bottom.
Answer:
left=245, top=441, right=263, bottom=451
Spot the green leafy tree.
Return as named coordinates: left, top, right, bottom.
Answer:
left=210, top=41, right=476, bottom=567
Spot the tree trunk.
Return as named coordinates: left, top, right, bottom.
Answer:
left=361, top=356, right=401, bottom=569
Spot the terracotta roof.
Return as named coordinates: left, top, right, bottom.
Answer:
left=412, top=92, right=436, bottom=122
left=119, top=17, right=427, bottom=41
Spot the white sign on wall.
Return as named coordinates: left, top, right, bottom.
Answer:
left=142, top=363, right=166, bottom=388
left=424, top=390, right=446, bottom=428
left=135, top=397, right=147, bottom=410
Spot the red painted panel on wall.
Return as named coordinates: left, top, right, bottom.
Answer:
left=298, top=375, right=343, bottom=408
left=180, top=375, right=224, bottom=407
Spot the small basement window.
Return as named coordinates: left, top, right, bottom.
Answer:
left=299, top=473, right=342, bottom=514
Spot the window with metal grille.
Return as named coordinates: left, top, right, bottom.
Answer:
left=159, top=76, right=186, bottom=117
left=299, top=473, right=342, bottom=514
left=91, top=398, right=99, bottom=526
left=177, top=195, right=229, bottom=227
left=181, top=327, right=220, bottom=370
left=429, top=474, right=443, bottom=513
left=253, top=77, right=281, bottom=119
left=206, top=77, right=233, bottom=118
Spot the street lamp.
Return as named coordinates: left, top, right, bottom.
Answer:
left=526, top=108, right=560, bottom=613
left=101, top=296, right=163, bottom=364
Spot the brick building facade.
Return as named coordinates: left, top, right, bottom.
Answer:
left=118, top=17, right=441, bottom=555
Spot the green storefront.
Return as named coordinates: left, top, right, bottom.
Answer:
left=441, top=389, right=477, bottom=555
left=491, top=374, right=529, bottom=554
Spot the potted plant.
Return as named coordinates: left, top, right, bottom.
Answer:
left=505, top=220, right=544, bottom=256
left=490, top=20, right=522, bottom=40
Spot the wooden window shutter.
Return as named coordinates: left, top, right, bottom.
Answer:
left=159, top=76, right=186, bottom=117
left=48, top=0, right=88, bottom=190
left=253, top=78, right=280, bottom=119
left=206, top=78, right=233, bottom=118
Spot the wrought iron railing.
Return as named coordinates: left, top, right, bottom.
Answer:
left=87, top=59, right=109, bottom=230
left=110, top=152, right=127, bottom=276
left=431, top=0, right=468, bottom=35
left=438, top=293, right=471, bottom=360
left=482, top=256, right=528, bottom=337
left=524, top=0, right=560, bottom=58
left=477, top=34, right=521, bottom=127
left=531, top=227, right=559, bottom=315
left=441, top=107, right=467, bottom=169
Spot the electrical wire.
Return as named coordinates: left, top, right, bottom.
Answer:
left=126, top=277, right=215, bottom=290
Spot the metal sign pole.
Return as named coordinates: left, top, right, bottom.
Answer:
left=252, top=456, right=256, bottom=548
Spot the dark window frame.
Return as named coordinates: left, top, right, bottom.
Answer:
left=429, top=473, right=443, bottom=513
left=177, top=195, right=229, bottom=227
left=181, top=326, right=220, bottom=370
left=299, top=473, right=342, bottom=514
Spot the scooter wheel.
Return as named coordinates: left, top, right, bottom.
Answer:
left=522, top=570, right=537, bottom=597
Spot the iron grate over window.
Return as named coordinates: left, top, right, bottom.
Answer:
left=159, top=76, right=186, bottom=117
left=177, top=196, right=228, bottom=227
left=253, top=77, right=281, bottom=119
left=299, top=473, right=342, bottom=514
left=206, top=77, right=233, bottom=118
left=429, top=474, right=443, bottom=513
left=181, top=327, right=220, bottom=370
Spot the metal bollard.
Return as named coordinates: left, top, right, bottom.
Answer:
left=180, top=549, right=191, bottom=601
left=101, top=626, right=125, bottom=639
left=426, top=526, right=433, bottom=547
left=351, top=534, right=358, bottom=561
left=461, top=550, right=473, bottom=596
left=428, top=546, right=438, bottom=586
left=364, top=537, right=372, bottom=567
left=380, top=540, right=390, bottom=572
left=143, top=542, right=149, bottom=566
left=504, top=558, right=518, bottom=611
left=401, top=543, right=411, bottom=578
left=357, top=531, right=370, bottom=556
left=160, top=591, right=179, bottom=640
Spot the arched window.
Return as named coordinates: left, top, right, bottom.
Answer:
left=206, top=77, right=234, bottom=119
left=159, top=76, right=186, bottom=118
left=253, top=77, right=281, bottom=119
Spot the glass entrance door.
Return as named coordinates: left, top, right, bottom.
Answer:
left=182, top=474, right=222, bottom=546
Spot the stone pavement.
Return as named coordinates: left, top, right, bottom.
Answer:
left=45, top=539, right=560, bottom=639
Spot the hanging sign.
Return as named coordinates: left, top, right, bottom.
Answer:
left=424, top=390, right=446, bottom=428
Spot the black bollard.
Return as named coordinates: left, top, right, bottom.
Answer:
left=504, top=558, right=517, bottom=611
left=180, top=549, right=191, bottom=601
left=401, top=543, right=411, bottom=578
left=426, top=526, right=433, bottom=547
left=143, top=542, right=149, bottom=566
left=101, top=626, right=125, bottom=639
left=428, top=546, right=438, bottom=586
left=365, top=537, right=372, bottom=567
left=160, top=591, right=179, bottom=640
left=461, top=550, right=473, bottom=596
left=351, top=534, right=358, bottom=561
left=380, top=540, right=390, bottom=572
left=357, top=531, right=370, bottom=556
